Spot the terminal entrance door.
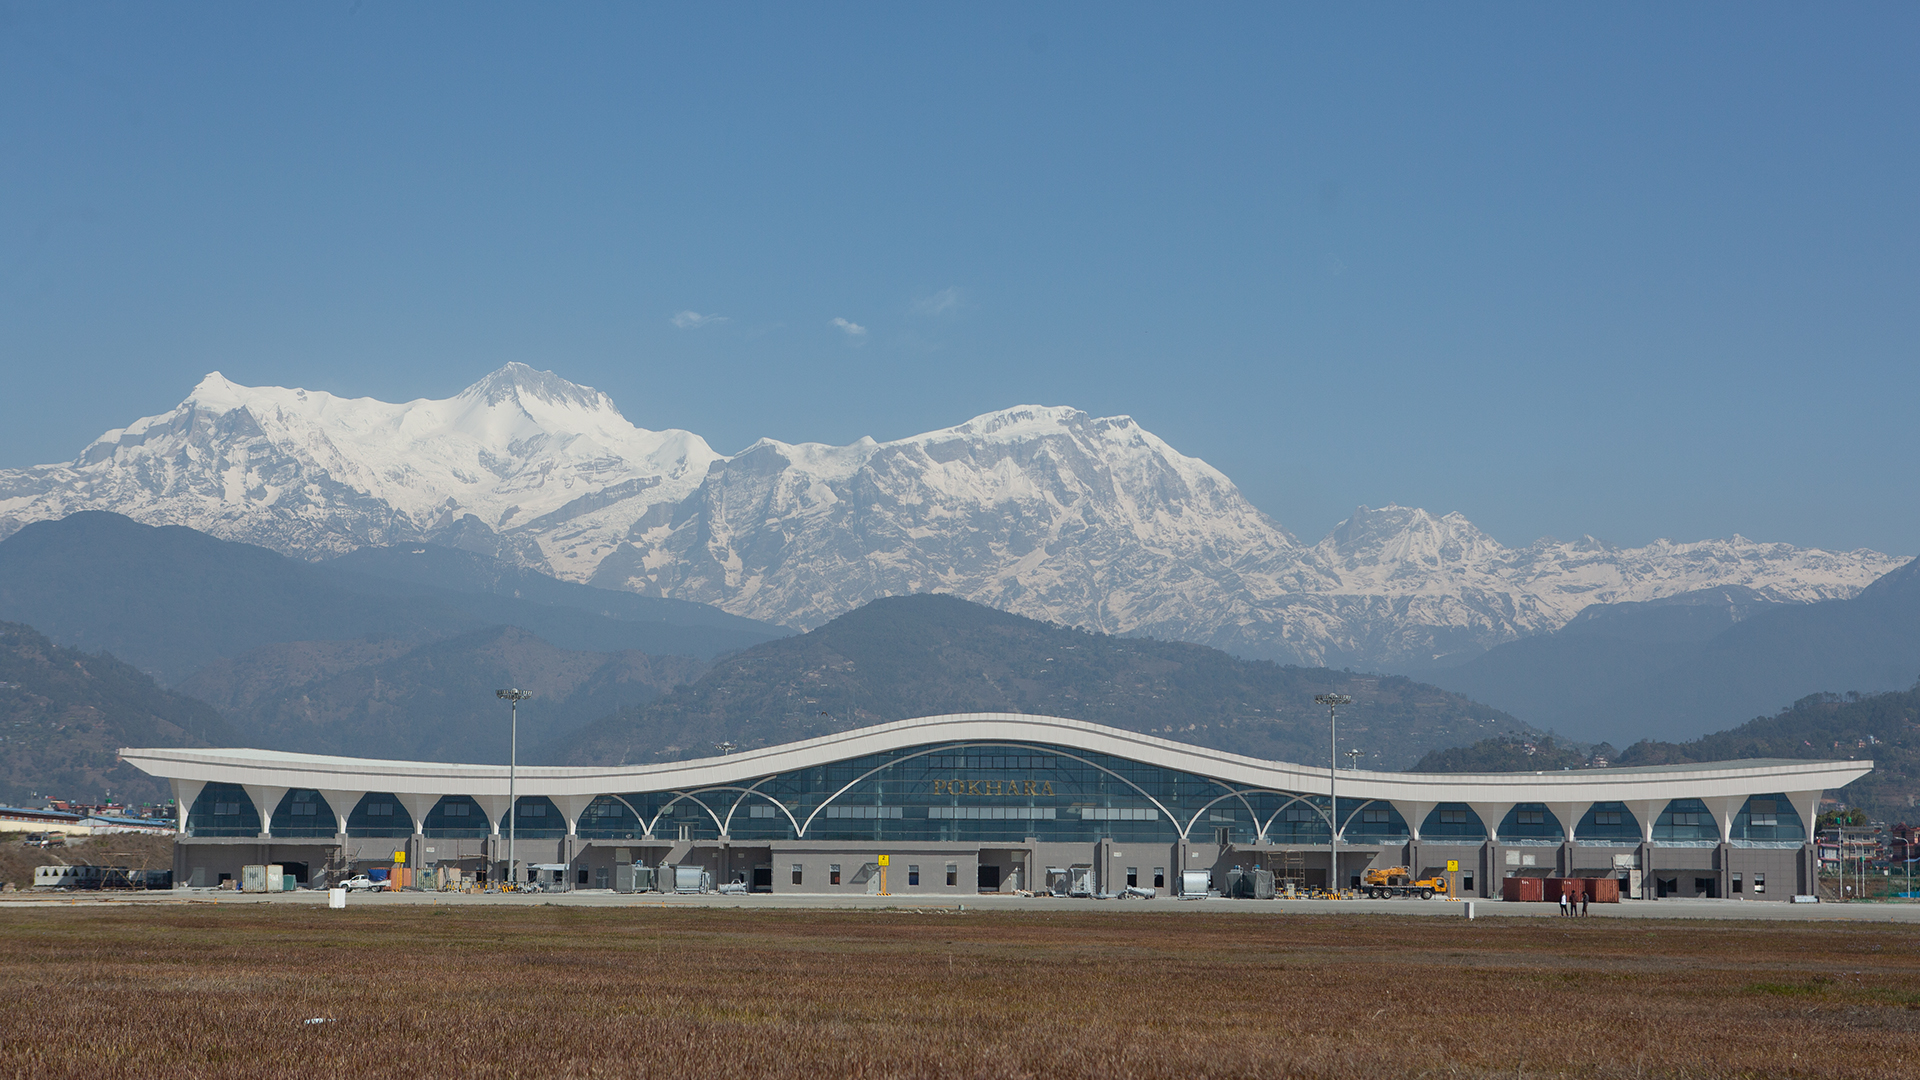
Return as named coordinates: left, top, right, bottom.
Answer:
left=977, top=865, right=1001, bottom=891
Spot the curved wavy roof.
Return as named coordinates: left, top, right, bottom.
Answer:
left=122, top=711, right=1869, bottom=806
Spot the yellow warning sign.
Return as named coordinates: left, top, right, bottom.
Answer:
left=877, top=855, right=890, bottom=867
left=393, top=852, right=406, bottom=864
left=1446, top=860, right=1459, bottom=872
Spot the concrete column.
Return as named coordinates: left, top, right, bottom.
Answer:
left=1783, top=791, right=1823, bottom=846
left=1391, top=801, right=1435, bottom=843
left=474, top=794, right=514, bottom=837
left=316, top=790, right=366, bottom=837
left=1702, top=795, right=1744, bottom=845
left=1701, top=795, right=1745, bottom=900
left=1466, top=803, right=1509, bottom=846
left=170, top=778, right=208, bottom=835
left=395, top=793, right=441, bottom=836
left=242, top=784, right=288, bottom=839
left=555, top=793, right=599, bottom=839
left=1547, top=801, right=1591, bottom=877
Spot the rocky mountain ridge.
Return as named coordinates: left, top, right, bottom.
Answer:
left=0, top=365, right=1901, bottom=668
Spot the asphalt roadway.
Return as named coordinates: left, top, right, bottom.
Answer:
left=6, top=889, right=1920, bottom=922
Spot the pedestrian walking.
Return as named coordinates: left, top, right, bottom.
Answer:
left=1581, top=891, right=1590, bottom=916
left=1559, top=889, right=1569, bottom=916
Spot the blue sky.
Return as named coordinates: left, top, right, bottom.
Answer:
left=3, top=4, right=1914, bottom=554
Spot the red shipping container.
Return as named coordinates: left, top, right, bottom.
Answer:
left=1502, top=876, right=1545, bottom=902
left=1545, top=877, right=1588, bottom=903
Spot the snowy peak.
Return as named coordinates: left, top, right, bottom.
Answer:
left=0, top=366, right=1906, bottom=670
left=457, top=362, right=620, bottom=415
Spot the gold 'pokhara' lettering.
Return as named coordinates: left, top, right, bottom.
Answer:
left=925, top=776, right=1057, bottom=799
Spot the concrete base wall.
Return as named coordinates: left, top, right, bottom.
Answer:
left=174, top=833, right=1818, bottom=901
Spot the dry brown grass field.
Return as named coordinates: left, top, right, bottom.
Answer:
left=3, top=906, right=1918, bottom=1079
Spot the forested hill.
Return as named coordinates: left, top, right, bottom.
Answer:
left=0, top=622, right=233, bottom=807
left=1413, top=685, right=1920, bottom=822
left=547, top=594, right=1523, bottom=769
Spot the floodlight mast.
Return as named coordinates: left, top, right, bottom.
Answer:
left=496, top=689, right=532, bottom=888
left=1315, top=694, right=1353, bottom=894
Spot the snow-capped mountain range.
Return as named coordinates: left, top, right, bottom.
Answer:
left=0, top=365, right=1903, bottom=669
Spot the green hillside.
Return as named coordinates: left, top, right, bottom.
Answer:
left=1415, top=684, right=1920, bottom=822
left=184, top=625, right=707, bottom=762
left=549, top=594, right=1525, bottom=769
left=0, top=622, right=233, bottom=807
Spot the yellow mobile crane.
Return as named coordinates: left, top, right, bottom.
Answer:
left=1361, top=866, right=1450, bottom=899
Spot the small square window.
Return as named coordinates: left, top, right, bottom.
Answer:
left=1154, top=867, right=1165, bottom=888
left=1126, top=867, right=1138, bottom=887
left=1753, top=873, right=1766, bottom=893
left=1732, top=873, right=1743, bottom=893
left=830, top=863, right=841, bottom=886
left=791, top=864, right=803, bottom=885
left=945, top=863, right=958, bottom=887
left=908, top=864, right=920, bottom=887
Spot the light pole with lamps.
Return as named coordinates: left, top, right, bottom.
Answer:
left=496, top=688, right=531, bottom=889
left=1315, top=694, right=1352, bottom=894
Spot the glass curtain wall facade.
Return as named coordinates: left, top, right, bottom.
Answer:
left=572, top=741, right=1411, bottom=845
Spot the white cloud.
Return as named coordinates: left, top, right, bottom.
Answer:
left=670, top=311, right=728, bottom=329
left=830, top=317, right=868, bottom=337
left=911, top=286, right=964, bottom=316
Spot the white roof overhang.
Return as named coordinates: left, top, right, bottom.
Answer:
left=120, top=712, right=1870, bottom=803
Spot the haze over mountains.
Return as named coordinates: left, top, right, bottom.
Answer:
left=0, top=503, right=1908, bottom=803
left=1427, top=558, right=1920, bottom=745
left=0, top=365, right=1900, bottom=673
left=0, top=513, right=1522, bottom=772
left=551, top=594, right=1518, bottom=771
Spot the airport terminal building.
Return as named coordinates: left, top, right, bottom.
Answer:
left=123, top=713, right=1870, bottom=900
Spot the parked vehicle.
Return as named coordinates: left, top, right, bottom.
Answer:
left=338, top=874, right=385, bottom=892
left=1361, top=866, right=1450, bottom=899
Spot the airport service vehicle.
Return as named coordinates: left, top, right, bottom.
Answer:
left=339, top=874, right=385, bottom=893
left=1361, top=866, right=1450, bottom=899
